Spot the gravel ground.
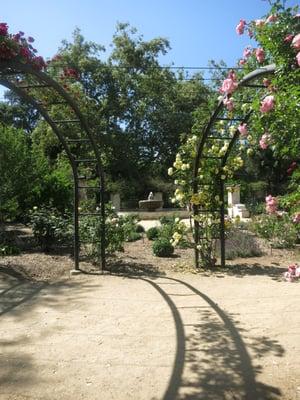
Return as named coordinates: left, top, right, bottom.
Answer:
left=0, top=228, right=300, bottom=399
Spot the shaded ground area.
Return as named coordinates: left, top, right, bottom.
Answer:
left=0, top=227, right=300, bottom=399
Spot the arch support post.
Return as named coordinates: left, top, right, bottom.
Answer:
left=220, top=180, right=226, bottom=269
left=73, top=166, right=80, bottom=271
left=100, top=175, right=106, bottom=271
left=193, top=209, right=200, bottom=269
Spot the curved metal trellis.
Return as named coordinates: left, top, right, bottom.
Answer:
left=0, top=59, right=106, bottom=271
left=193, top=64, right=276, bottom=269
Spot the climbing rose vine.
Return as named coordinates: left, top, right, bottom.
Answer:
left=169, top=1, right=299, bottom=268
left=0, top=22, right=46, bottom=70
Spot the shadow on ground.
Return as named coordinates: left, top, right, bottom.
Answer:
left=199, top=262, right=286, bottom=281
left=107, top=258, right=166, bottom=277
left=141, top=276, right=284, bottom=400
left=0, top=260, right=285, bottom=399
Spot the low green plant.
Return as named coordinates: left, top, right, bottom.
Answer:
left=250, top=213, right=297, bottom=249
left=146, top=227, right=160, bottom=240
left=119, top=214, right=141, bottom=242
left=79, top=205, right=125, bottom=258
left=0, top=226, right=21, bottom=256
left=223, top=228, right=262, bottom=259
left=29, top=206, right=72, bottom=251
left=135, top=224, right=145, bottom=233
left=278, top=190, right=300, bottom=214
left=125, top=231, right=142, bottom=242
left=152, top=238, right=174, bottom=257
left=0, top=244, right=20, bottom=256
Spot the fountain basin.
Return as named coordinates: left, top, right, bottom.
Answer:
left=139, top=200, right=163, bottom=211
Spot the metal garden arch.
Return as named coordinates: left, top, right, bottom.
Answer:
left=192, top=64, right=276, bottom=269
left=0, top=59, right=106, bottom=272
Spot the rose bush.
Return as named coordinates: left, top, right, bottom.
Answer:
left=169, top=1, right=299, bottom=268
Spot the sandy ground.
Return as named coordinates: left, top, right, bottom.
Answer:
left=0, top=234, right=300, bottom=399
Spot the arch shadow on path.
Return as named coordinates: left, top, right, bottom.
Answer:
left=0, top=265, right=102, bottom=393
left=137, top=276, right=284, bottom=400
left=0, top=263, right=284, bottom=400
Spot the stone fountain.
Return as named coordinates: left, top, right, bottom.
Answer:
left=138, top=192, right=163, bottom=211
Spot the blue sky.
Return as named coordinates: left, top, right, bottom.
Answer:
left=1, top=0, right=299, bottom=69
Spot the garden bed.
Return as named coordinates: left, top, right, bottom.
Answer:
left=0, top=223, right=299, bottom=282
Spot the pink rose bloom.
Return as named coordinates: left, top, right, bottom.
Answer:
left=292, top=33, right=300, bottom=50
left=236, top=19, right=246, bottom=35
left=20, top=47, right=31, bottom=59
left=220, top=78, right=238, bottom=95
left=283, top=271, right=295, bottom=282
left=228, top=70, right=237, bottom=80
left=255, top=48, right=265, bottom=63
left=238, top=123, right=248, bottom=136
left=284, top=34, right=294, bottom=43
left=293, top=213, right=300, bottom=223
left=243, top=47, right=252, bottom=58
left=296, top=52, right=300, bottom=67
left=288, top=264, right=297, bottom=274
left=260, top=95, right=275, bottom=112
left=239, top=59, right=246, bottom=66
left=259, top=139, right=268, bottom=149
left=33, top=56, right=46, bottom=70
left=265, top=194, right=277, bottom=214
left=0, top=22, right=8, bottom=36
left=255, top=19, right=265, bottom=27
left=259, top=132, right=271, bottom=150
left=266, top=14, right=277, bottom=23
left=223, top=97, right=234, bottom=111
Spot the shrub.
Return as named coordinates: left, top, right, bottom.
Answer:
left=152, top=238, right=174, bottom=257
left=0, top=228, right=21, bottom=256
left=223, top=228, right=262, bottom=259
left=29, top=206, right=72, bottom=251
left=119, top=214, right=141, bottom=241
left=125, top=231, right=142, bottom=242
left=146, top=227, right=160, bottom=240
left=249, top=213, right=297, bottom=249
left=158, top=215, right=190, bottom=248
left=79, top=206, right=125, bottom=258
left=135, top=224, right=145, bottom=233
left=0, top=244, right=20, bottom=256
left=159, top=215, right=176, bottom=225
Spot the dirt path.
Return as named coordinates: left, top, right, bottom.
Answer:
left=1, top=267, right=300, bottom=400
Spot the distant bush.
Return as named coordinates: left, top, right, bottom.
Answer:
left=146, top=227, right=160, bottom=240
left=152, top=238, right=174, bottom=257
left=135, top=224, right=145, bottom=233
left=223, top=228, right=263, bottom=260
left=29, top=206, right=72, bottom=252
left=0, top=228, right=21, bottom=256
left=249, top=213, right=297, bottom=249
left=125, top=231, right=142, bottom=242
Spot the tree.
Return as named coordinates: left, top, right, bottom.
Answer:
left=33, top=25, right=210, bottom=201
left=0, top=126, right=35, bottom=219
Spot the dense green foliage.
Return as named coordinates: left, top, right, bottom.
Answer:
left=152, top=238, right=174, bottom=257
left=0, top=126, right=34, bottom=220
left=29, top=206, right=72, bottom=251
left=146, top=227, right=160, bottom=241
left=250, top=213, right=299, bottom=248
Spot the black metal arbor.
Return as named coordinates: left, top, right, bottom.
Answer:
left=192, top=64, right=276, bottom=269
left=0, top=59, right=106, bottom=271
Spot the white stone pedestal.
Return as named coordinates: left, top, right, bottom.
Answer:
left=227, top=185, right=249, bottom=219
